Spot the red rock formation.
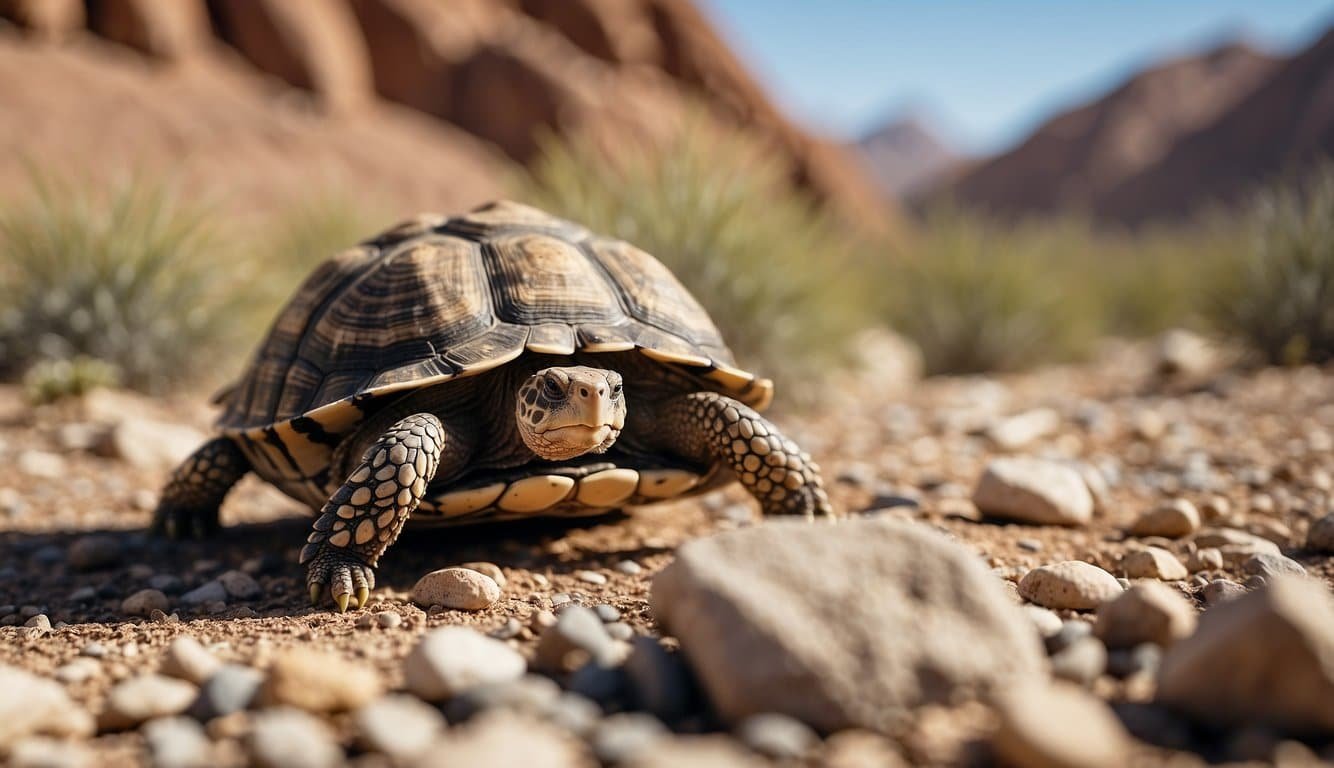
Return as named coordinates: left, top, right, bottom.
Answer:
left=85, top=0, right=210, bottom=60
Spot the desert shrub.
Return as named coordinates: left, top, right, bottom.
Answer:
left=0, top=174, right=243, bottom=391
left=516, top=126, right=876, bottom=398
left=885, top=207, right=1099, bottom=375
left=1210, top=164, right=1334, bottom=365
left=23, top=356, right=121, bottom=404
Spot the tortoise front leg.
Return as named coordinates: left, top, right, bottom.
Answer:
left=301, top=413, right=447, bottom=612
left=152, top=438, right=250, bottom=539
left=661, top=392, right=833, bottom=519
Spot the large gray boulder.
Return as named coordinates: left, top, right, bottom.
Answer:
left=650, top=519, right=1045, bottom=733
left=1157, top=576, right=1334, bottom=731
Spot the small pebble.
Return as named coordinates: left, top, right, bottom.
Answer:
left=1020, top=562, right=1122, bottom=610
left=1121, top=547, right=1189, bottom=581
left=180, top=581, right=227, bottom=607
left=614, top=560, right=643, bottom=576
left=144, top=716, right=214, bottom=768
left=160, top=636, right=221, bottom=685
left=736, top=712, right=819, bottom=759
left=259, top=649, right=382, bottom=713
left=248, top=708, right=343, bottom=768
left=594, top=604, right=621, bottom=622
left=67, top=535, right=121, bottom=570
left=459, top=562, right=507, bottom=589
left=605, top=622, right=634, bottom=642
left=354, top=694, right=446, bottom=761
left=217, top=570, right=261, bottom=600
left=490, top=618, right=522, bottom=640
left=535, top=605, right=615, bottom=673
left=403, top=626, right=526, bottom=701
left=190, top=665, right=262, bottom=720
left=410, top=568, right=501, bottom=611
left=577, top=570, right=608, bottom=585
left=1050, top=637, right=1107, bottom=687
left=591, top=713, right=670, bottom=764
left=122, top=589, right=170, bottom=617
left=376, top=611, right=402, bottom=629
left=100, top=674, right=198, bottom=730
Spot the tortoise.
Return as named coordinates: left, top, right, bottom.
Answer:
left=152, top=201, right=832, bottom=611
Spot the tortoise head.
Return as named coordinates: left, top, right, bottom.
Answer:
left=516, top=366, right=626, bottom=461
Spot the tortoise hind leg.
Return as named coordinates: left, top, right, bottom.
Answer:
left=152, top=438, right=250, bottom=539
left=661, top=392, right=833, bottom=519
left=302, top=413, right=446, bottom=612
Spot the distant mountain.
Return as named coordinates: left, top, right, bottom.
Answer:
left=1102, top=28, right=1334, bottom=225
left=855, top=114, right=962, bottom=197
left=932, top=41, right=1281, bottom=222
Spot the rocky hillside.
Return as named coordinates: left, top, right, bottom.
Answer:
left=0, top=0, right=894, bottom=230
left=855, top=114, right=961, bottom=198
left=934, top=42, right=1281, bottom=223
left=1102, top=28, right=1334, bottom=225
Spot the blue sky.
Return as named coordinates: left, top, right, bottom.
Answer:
left=700, top=1, right=1333, bottom=155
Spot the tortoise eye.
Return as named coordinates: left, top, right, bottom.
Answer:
left=543, top=377, right=565, bottom=399
left=610, top=381, right=623, bottom=399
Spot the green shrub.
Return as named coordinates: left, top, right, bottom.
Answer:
left=1210, top=164, right=1334, bottom=365
left=516, top=126, right=876, bottom=399
left=886, top=207, right=1099, bottom=375
left=0, top=174, right=242, bottom=391
left=23, top=356, right=121, bottom=404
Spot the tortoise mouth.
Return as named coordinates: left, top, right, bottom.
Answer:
left=537, top=424, right=614, bottom=444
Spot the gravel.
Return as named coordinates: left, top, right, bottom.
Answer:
left=535, top=605, right=616, bottom=673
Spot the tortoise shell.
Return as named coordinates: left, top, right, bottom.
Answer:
left=218, top=201, right=772, bottom=516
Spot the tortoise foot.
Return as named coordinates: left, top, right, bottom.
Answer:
left=304, top=547, right=375, bottom=612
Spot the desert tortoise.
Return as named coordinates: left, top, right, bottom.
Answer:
left=153, top=201, right=832, bottom=610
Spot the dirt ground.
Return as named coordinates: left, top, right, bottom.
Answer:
left=1, top=340, right=1332, bottom=766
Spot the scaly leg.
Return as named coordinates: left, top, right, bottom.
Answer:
left=302, top=413, right=445, bottom=612
left=151, top=438, right=250, bottom=539
left=661, top=392, right=833, bottom=518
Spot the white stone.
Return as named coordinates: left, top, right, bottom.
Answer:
left=403, top=627, right=526, bottom=701
left=972, top=458, right=1093, bottom=526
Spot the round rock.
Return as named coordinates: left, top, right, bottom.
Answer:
left=248, top=708, right=343, bottom=768
left=1130, top=500, right=1200, bottom=539
left=410, top=567, right=501, bottom=611
left=1095, top=582, right=1197, bottom=650
left=1306, top=514, right=1334, bottom=552
left=971, top=458, right=1093, bottom=526
left=354, top=694, right=446, bottom=761
left=1121, top=547, right=1189, bottom=581
left=403, top=626, right=526, bottom=701
left=1019, top=561, right=1123, bottom=610
left=100, top=674, right=198, bottom=730
left=122, top=589, right=170, bottom=617
left=992, top=682, right=1131, bottom=768
left=259, top=649, right=382, bottom=713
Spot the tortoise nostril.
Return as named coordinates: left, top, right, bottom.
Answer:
left=579, top=387, right=589, bottom=398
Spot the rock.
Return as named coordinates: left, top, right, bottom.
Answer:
left=1022, top=606, right=1064, bottom=638
left=0, top=664, right=95, bottom=750
left=8, top=738, right=92, bottom=768
left=143, top=716, right=213, bottom=768
left=98, top=419, right=207, bottom=470
left=1044, top=620, right=1093, bottom=655
left=0, top=0, right=83, bottom=40
left=67, top=534, right=121, bottom=570
left=248, top=708, right=343, bottom=768
left=53, top=659, right=99, bottom=685
left=159, top=636, right=220, bottom=685
left=217, top=570, right=261, bottom=600
left=1107, top=643, right=1162, bottom=679
left=650, top=519, right=1044, bottom=732
left=189, top=665, right=262, bottom=720
left=1185, top=547, right=1223, bottom=573
left=403, top=626, right=526, bottom=701
left=1155, top=328, right=1216, bottom=377
left=1050, top=637, right=1107, bottom=688
left=259, top=650, right=382, bottom=713
left=1019, top=562, right=1122, bottom=610
left=1201, top=579, right=1248, bottom=607
left=354, top=694, right=446, bottom=761
left=577, top=569, right=608, bottom=585
left=1120, top=548, right=1188, bottom=581
left=410, top=567, right=501, bottom=611
left=1307, top=514, right=1334, bottom=552
left=1193, top=528, right=1281, bottom=565
left=823, top=730, right=909, bottom=768
left=986, top=408, right=1061, bottom=450
left=443, top=675, right=561, bottom=723
left=122, top=588, right=169, bottom=616
left=85, top=0, right=210, bottom=59
left=624, top=636, right=693, bottom=722
left=179, top=581, right=227, bottom=606
left=1241, top=552, right=1307, bottom=579
left=100, top=674, right=198, bottom=730
left=591, top=713, right=671, bottom=765
left=735, top=713, right=819, bottom=759
left=992, top=682, right=1132, bottom=768
left=1095, top=582, right=1197, bottom=650
left=16, top=450, right=64, bottom=479
left=535, top=605, right=616, bottom=673
left=972, top=458, right=1093, bottom=526
left=459, top=561, right=507, bottom=588
left=1158, top=576, right=1334, bottom=730
left=376, top=611, right=402, bottom=629
left=1130, top=500, right=1200, bottom=539
left=209, top=0, right=371, bottom=111
left=420, top=711, right=590, bottom=768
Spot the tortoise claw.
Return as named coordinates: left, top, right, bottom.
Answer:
left=304, top=546, right=376, bottom=612
left=355, top=587, right=370, bottom=610
left=334, top=593, right=350, bottom=613
left=309, top=584, right=322, bottom=606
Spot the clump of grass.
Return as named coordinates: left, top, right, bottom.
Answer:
left=23, top=356, right=121, bottom=404
left=0, top=173, right=243, bottom=392
left=885, top=207, right=1099, bottom=375
left=1210, top=164, right=1334, bottom=365
left=517, top=125, right=876, bottom=399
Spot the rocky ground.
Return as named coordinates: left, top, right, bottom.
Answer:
left=1, top=336, right=1333, bottom=767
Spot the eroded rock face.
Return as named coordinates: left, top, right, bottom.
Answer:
left=1157, top=575, right=1334, bottom=731
left=209, top=0, right=373, bottom=110
left=650, top=518, right=1044, bottom=733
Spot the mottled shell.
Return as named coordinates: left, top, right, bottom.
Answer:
left=217, top=201, right=771, bottom=506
